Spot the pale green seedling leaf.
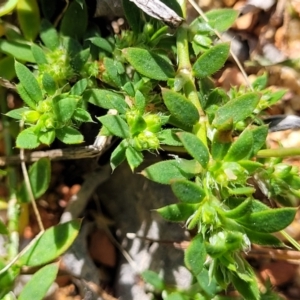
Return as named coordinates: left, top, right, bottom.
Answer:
left=98, top=115, right=130, bottom=138
left=125, top=146, right=143, bottom=171
left=18, top=263, right=59, bottom=300
left=56, top=127, right=84, bottom=144
left=19, top=219, right=81, bottom=267
left=15, top=61, right=43, bottom=103
left=177, top=132, right=209, bottom=167
left=171, top=180, right=205, bottom=203
left=184, top=233, right=207, bottom=275
left=162, top=88, right=199, bottom=126
left=123, top=47, right=175, bottom=81
left=16, top=127, right=40, bottom=149
left=157, top=203, right=198, bottom=222
left=193, top=43, right=230, bottom=78
left=19, top=157, right=51, bottom=203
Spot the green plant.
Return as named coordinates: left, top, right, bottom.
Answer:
left=0, top=0, right=299, bottom=299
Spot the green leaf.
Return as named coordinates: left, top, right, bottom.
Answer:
left=73, top=108, right=93, bottom=122
left=252, top=73, right=268, bottom=90
left=223, top=198, right=253, bottom=219
left=162, top=89, right=199, bottom=126
left=125, top=146, right=143, bottom=171
left=157, top=129, right=182, bottom=146
left=17, top=0, right=40, bottom=41
left=196, top=268, right=221, bottom=298
left=0, top=219, right=8, bottom=234
left=53, top=97, right=78, bottom=123
left=102, top=57, right=125, bottom=88
left=70, top=78, right=88, bottom=96
left=213, top=93, right=260, bottom=129
left=123, top=48, right=175, bottom=81
left=206, top=9, right=239, bottom=32
left=6, top=107, right=29, bottom=120
left=193, top=43, right=230, bottom=78
left=171, top=180, right=205, bottom=203
left=39, top=130, right=55, bottom=145
left=141, top=270, right=165, bottom=292
left=16, top=127, right=40, bottom=149
left=141, top=159, right=197, bottom=184
left=123, top=81, right=135, bottom=97
left=72, top=48, right=90, bottom=72
left=18, top=158, right=51, bottom=203
left=134, top=90, right=146, bottom=112
left=184, top=233, right=206, bottom=275
left=18, top=263, right=59, bottom=300
left=40, top=19, right=59, bottom=51
left=60, top=0, right=88, bottom=39
left=15, top=61, right=43, bottom=103
left=177, top=132, right=209, bottom=167
left=157, top=203, right=198, bottom=222
left=238, top=160, right=263, bottom=174
left=42, top=73, right=56, bottom=95
left=31, top=44, right=47, bottom=65
left=244, top=228, right=284, bottom=247
left=85, top=89, right=127, bottom=114
left=98, top=115, right=130, bottom=138
left=224, top=129, right=253, bottom=161
left=238, top=207, right=297, bottom=233
left=211, top=130, right=232, bottom=160
left=251, top=125, right=268, bottom=155
left=122, top=0, right=141, bottom=34
left=110, top=140, right=128, bottom=171
left=19, top=220, right=81, bottom=267
left=231, top=271, right=259, bottom=300
left=56, top=127, right=84, bottom=144
left=17, top=84, right=36, bottom=109
left=89, top=37, right=113, bottom=53
left=0, top=39, right=35, bottom=62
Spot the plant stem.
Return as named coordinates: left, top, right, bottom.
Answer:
left=257, top=147, right=300, bottom=158
left=0, top=87, right=19, bottom=259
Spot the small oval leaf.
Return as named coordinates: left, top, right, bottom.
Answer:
left=157, top=203, right=198, bottom=222
left=177, top=132, right=209, bottom=167
left=123, top=47, right=175, bottom=81
left=18, top=263, right=59, bottom=300
left=171, top=180, right=205, bottom=203
left=184, top=233, right=207, bottom=275
left=162, top=88, right=199, bottom=126
left=19, top=219, right=81, bottom=267
left=98, top=115, right=130, bottom=138
left=193, top=43, right=230, bottom=78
